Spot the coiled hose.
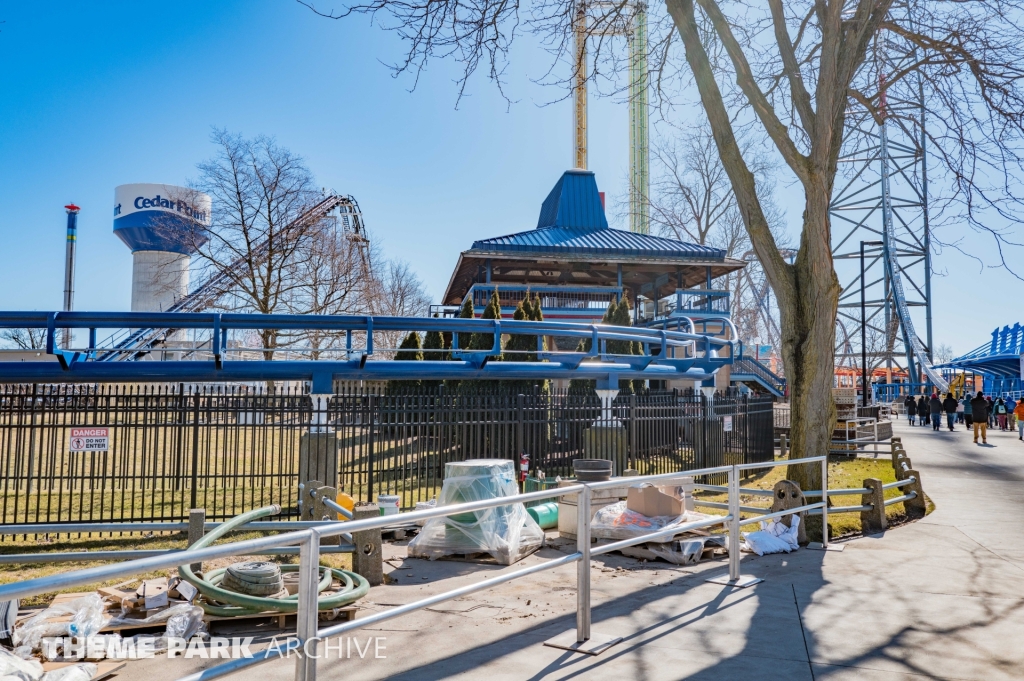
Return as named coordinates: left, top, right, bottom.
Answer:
left=178, top=504, right=370, bottom=617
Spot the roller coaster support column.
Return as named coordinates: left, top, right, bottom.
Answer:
left=586, top=375, right=626, bottom=474
left=301, top=374, right=338, bottom=493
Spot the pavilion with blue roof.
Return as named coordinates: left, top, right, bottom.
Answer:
left=938, top=323, right=1024, bottom=397
left=442, top=170, right=745, bottom=327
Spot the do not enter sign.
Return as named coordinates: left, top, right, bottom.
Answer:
left=70, top=427, right=109, bottom=452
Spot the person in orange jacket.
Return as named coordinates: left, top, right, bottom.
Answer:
left=1015, top=400, right=1024, bottom=441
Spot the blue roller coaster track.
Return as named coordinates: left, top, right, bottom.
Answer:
left=0, top=311, right=732, bottom=391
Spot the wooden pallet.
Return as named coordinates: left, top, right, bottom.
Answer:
left=18, top=592, right=357, bottom=636
left=204, top=605, right=357, bottom=633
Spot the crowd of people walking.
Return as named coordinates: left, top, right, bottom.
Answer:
left=901, top=390, right=1024, bottom=443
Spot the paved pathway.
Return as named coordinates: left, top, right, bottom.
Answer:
left=143, top=418, right=1024, bottom=681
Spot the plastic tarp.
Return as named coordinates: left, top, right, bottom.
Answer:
left=12, top=595, right=110, bottom=657
left=741, top=516, right=801, bottom=556
left=590, top=500, right=719, bottom=541
left=0, top=647, right=44, bottom=680
left=408, top=459, right=544, bottom=565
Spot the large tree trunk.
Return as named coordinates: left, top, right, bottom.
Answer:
left=778, top=195, right=840, bottom=540
left=667, top=0, right=842, bottom=540
left=778, top=193, right=835, bottom=485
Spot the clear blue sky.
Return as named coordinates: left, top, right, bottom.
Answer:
left=0, top=0, right=1018, bottom=357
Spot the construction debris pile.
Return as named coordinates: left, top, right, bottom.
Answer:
left=565, top=478, right=727, bottom=565
left=1, top=575, right=207, bottom=680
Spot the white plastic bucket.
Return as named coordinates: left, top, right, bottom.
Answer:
left=378, top=494, right=401, bottom=516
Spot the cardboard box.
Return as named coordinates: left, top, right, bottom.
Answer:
left=97, top=586, right=144, bottom=611
left=627, top=484, right=682, bottom=518
left=170, top=578, right=198, bottom=602
left=138, top=577, right=169, bottom=610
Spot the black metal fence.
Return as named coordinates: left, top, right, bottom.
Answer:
left=0, top=384, right=774, bottom=526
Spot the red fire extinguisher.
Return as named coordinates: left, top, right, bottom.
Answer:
left=519, top=450, right=530, bottom=484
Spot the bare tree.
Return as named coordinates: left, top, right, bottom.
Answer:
left=192, top=130, right=326, bottom=359
left=663, top=0, right=1024, bottom=492
left=934, top=343, right=954, bottom=366
left=303, top=0, right=1024, bottom=501
left=365, top=257, right=433, bottom=357
left=650, top=122, right=790, bottom=362
left=651, top=122, right=781, bottom=247
left=0, top=328, right=46, bottom=350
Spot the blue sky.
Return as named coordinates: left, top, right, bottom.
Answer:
left=0, top=1, right=1018, bottom=357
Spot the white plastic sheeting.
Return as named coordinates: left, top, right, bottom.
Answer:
left=408, top=459, right=544, bottom=565
left=590, top=500, right=718, bottom=541
left=741, top=516, right=801, bottom=556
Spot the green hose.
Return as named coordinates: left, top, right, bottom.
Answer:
left=178, top=504, right=370, bottom=617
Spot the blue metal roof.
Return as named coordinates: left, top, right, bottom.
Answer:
left=472, top=226, right=726, bottom=259
left=471, top=170, right=726, bottom=260
left=937, top=323, right=1024, bottom=377
left=537, top=169, right=609, bottom=230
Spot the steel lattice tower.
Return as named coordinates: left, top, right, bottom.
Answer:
left=829, top=0, right=935, bottom=388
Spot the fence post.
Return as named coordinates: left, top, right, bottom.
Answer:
left=175, top=383, right=186, bottom=492
left=576, top=484, right=591, bottom=643
left=189, top=392, right=200, bottom=510
left=187, top=508, right=205, bottom=573
left=780, top=433, right=788, bottom=458
left=295, top=531, right=321, bottom=681
left=517, top=393, right=525, bottom=475
left=24, top=388, right=38, bottom=496
left=366, top=394, right=376, bottom=503
left=743, top=394, right=750, bottom=464
left=352, top=503, right=384, bottom=586
left=820, top=456, right=829, bottom=548
left=903, top=469, right=927, bottom=519
left=860, top=478, right=886, bottom=534
left=628, top=394, right=637, bottom=473
left=728, top=465, right=740, bottom=582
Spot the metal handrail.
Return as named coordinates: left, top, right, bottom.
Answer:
left=881, top=477, right=916, bottom=491
left=0, top=520, right=343, bottom=535
left=884, top=491, right=918, bottom=506
left=694, top=483, right=774, bottom=498
left=0, top=458, right=829, bottom=681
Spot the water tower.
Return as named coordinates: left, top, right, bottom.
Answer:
left=113, top=184, right=210, bottom=312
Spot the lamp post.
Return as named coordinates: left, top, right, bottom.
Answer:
left=860, top=240, right=884, bottom=408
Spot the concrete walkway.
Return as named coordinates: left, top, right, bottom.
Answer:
left=145, top=419, right=1024, bottom=681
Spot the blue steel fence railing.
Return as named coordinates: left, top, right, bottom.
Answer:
left=0, top=311, right=732, bottom=388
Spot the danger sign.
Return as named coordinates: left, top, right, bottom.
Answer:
left=70, top=427, right=109, bottom=452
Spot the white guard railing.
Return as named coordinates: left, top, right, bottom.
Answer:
left=0, top=457, right=829, bottom=681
